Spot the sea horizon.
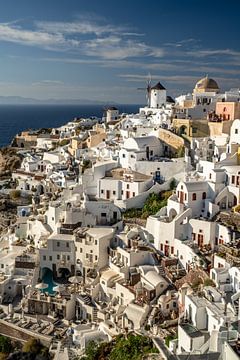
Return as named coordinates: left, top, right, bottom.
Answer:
left=0, top=103, right=141, bottom=148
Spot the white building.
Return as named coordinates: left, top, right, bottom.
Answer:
left=119, top=136, right=163, bottom=169
left=75, top=227, right=115, bottom=275
left=97, top=168, right=153, bottom=201
left=39, top=233, right=76, bottom=278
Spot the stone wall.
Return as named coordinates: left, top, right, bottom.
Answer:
left=157, top=128, right=184, bottom=150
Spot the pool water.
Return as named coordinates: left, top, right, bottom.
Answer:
left=42, top=268, right=57, bottom=295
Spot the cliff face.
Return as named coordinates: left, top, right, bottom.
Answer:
left=0, top=147, right=22, bottom=178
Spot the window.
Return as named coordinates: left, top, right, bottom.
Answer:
left=235, top=129, right=238, bottom=134
left=101, top=212, right=106, bottom=217
left=57, top=242, right=60, bottom=247
left=122, top=154, right=126, bottom=158
left=132, top=192, right=135, bottom=197
left=66, top=242, right=69, bottom=248
left=232, top=175, right=235, bottom=184
left=95, top=240, right=98, bottom=245
left=202, top=192, right=206, bottom=199
left=67, top=255, right=70, bottom=260
left=113, top=190, right=116, bottom=195
left=192, top=193, right=197, bottom=201
left=43, top=255, right=46, bottom=261
left=209, top=173, right=212, bottom=179
left=95, top=255, right=98, bottom=261
left=192, top=233, right=196, bottom=240
left=127, top=184, right=129, bottom=189
left=121, top=190, right=124, bottom=195
left=101, top=189, right=104, bottom=194
left=80, top=248, right=83, bottom=253
left=49, top=256, right=52, bottom=261
left=57, top=255, right=60, bottom=260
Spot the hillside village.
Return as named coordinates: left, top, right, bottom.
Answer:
left=0, top=76, right=240, bottom=360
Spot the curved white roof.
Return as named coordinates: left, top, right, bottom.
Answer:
left=123, top=136, right=160, bottom=150
left=177, top=180, right=208, bottom=192
left=144, top=270, right=166, bottom=287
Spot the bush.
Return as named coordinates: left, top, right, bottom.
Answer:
left=169, top=178, right=177, bottom=190
left=203, top=278, right=216, bottom=287
left=165, top=334, right=177, bottom=347
left=0, top=335, right=13, bottom=354
left=59, top=139, right=70, bottom=147
left=234, top=204, right=240, bottom=213
left=81, top=334, right=158, bottom=360
left=22, top=338, right=48, bottom=357
left=123, top=191, right=172, bottom=220
left=82, top=160, right=92, bottom=173
left=9, top=190, right=21, bottom=200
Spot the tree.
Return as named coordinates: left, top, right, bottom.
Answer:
left=0, top=335, right=13, bottom=354
left=22, top=338, right=48, bottom=357
left=169, top=178, right=177, bottom=190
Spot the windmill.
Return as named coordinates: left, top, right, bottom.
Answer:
left=137, top=74, right=152, bottom=107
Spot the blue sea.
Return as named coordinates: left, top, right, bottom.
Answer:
left=0, top=104, right=140, bottom=148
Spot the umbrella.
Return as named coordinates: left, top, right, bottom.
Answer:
left=69, top=275, right=82, bottom=284
left=53, top=284, right=65, bottom=292
left=35, top=282, right=48, bottom=290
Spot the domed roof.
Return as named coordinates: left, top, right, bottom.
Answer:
left=194, top=76, right=219, bottom=92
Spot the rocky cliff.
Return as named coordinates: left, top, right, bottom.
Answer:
left=0, top=147, right=22, bottom=178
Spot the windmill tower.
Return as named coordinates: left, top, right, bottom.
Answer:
left=137, top=74, right=152, bottom=107
left=150, top=81, right=166, bottom=108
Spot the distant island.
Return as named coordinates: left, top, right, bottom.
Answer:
left=0, top=95, right=117, bottom=105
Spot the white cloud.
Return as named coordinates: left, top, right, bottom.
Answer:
left=32, top=80, right=64, bottom=86
left=36, top=20, right=129, bottom=37
left=0, top=19, right=165, bottom=61
left=187, top=48, right=240, bottom=58
left=118, top=73, right=240, bottom=92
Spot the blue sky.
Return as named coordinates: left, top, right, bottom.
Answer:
left=0, top=0, right=239, bottom=103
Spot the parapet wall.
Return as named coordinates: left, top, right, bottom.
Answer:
left=158, top=128, right=184, bottom=150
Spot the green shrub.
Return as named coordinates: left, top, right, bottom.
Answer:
left=124, top=191, right=172, bottom=220
left=81, top=334, right=158, bottom=360
left=59, top=139, right=70, bottom=147
left=9, top=190, right=21, bottom=200
left=0, top=335, right=13, bottom=354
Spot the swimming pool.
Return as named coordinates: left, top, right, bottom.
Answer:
left=42, top=268, right=57, bottom=295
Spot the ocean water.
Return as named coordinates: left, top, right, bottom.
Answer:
left=0, top=104, right=140, bottom=148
